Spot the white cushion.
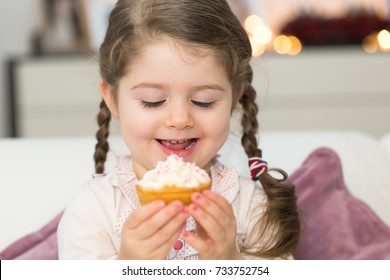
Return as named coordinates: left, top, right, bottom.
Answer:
left=380, top=132, right=390, bottom=165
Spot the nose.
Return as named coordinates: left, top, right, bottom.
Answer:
left=165, top=102, right=194, bottom=130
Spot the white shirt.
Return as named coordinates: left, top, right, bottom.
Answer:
left=58, top=156, right=286, bottom=259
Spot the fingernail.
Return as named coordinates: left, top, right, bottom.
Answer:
left=194, top=193, right=202, bottom=200
left=174, top=201, right=185, bottom=210
left=155, top=200, right=165, bottom=207
left=190, top=204, right=198, bottom=212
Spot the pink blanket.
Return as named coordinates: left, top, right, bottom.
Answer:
left=291, top=148, right=390, bottom=259
left=0, top=212, right=62, bottom=260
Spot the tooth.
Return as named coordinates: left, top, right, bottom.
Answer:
left=169, top=139, right=188, bottom=144
left=185, top=139, right=195, bottom=150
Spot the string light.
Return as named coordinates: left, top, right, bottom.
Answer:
left=244, top=15, right=263, bottom=34
left=377, top=29, right=390, bottom=51
left=362, top=33, right=379, bottom=53
left=244, top=15, right=303, bottom=56
left=287, top=36, right=302, bottom=55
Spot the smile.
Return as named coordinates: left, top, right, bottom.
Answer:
left=157, top=138, right=198, bottom=151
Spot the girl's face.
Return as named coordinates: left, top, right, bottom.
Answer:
left=104, top=39, right=233, bottom=179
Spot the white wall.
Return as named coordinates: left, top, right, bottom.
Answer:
left=0, top=0, right=43, bottom=137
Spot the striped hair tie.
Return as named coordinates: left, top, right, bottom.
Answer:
left=249, top=157, right=268, bottom=180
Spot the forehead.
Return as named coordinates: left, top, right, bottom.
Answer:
left=119, top=38, right=232, bottom=94
left=129, top=37, right=227, bottom=73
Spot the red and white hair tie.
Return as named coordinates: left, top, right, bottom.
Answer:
left=249, top=157, right=268, bottom=180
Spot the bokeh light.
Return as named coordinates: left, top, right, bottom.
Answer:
left=273, top=35, right=292, bottom=55
left=377, top=29, right=390, bottom=51
left=253, top=25, right=273, bottom=45
left=244, top=15, right=264, bottom=34
left=245, top=14, right=305, bottom=56
left=362, top=33, right=379, bottom=53
left=287, top=36, right=302, bottom=55
left=250, top=37, right=266, bottom=57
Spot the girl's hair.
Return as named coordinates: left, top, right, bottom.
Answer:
left=94, top=0, right=300, bottom=258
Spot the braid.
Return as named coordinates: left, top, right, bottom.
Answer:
left=94, top=99, right=111, bottom=174
left=239, top=83, right=260, bottom=158
left=239, top=81, right=300, bottom=259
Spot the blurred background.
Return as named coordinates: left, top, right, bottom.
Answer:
left=0, top=0, right=389, bottom=138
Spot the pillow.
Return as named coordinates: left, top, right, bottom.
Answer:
left=0, top=212, right=63, bottom=260
left=290, top=148, right=390, bottom=259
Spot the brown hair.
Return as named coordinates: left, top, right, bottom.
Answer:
left=94, top=0, right=299, bottom=258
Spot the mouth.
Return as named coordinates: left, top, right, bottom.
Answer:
left=157, top=138, right=198, bottom=151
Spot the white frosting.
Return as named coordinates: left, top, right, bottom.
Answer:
left=137, top=155, right=210, bottom=189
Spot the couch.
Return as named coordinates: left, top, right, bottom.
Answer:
left=1, top=130, right=390, bottom=259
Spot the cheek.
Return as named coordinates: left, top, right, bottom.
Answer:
left=121, top=116, right=156, bottom=139
left=117, top=105, right=157, bottom=140
left=215, top=118, right=230, bottom=142
left=202, top=108, right=231, bottom=137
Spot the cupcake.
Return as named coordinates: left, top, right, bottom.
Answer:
left=136, top=154, right=211, bottom=205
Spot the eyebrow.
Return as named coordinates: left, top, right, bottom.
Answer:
left=131, top=82, right=225, bottom=92
left=191, top=84, right=225, bottom=92
left=131, top=83, right=166, bottom=90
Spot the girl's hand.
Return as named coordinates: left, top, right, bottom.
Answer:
left=184, top=190, right=243, bottom=260
left=117, top=200, right=189, bottom=259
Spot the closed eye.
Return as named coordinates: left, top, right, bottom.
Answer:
left=191, top=100, right=215, bottom=109
left=141, top=100, right=166, bottom=109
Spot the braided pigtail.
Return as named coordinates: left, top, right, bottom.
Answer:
left=239, top=80, right=300, bottom=259
left=94, top=99, right=111, bottom=174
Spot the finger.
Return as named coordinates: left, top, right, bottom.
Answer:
left=155, top=205, right=190, bottom=242
left=182, top=230, right=212, bottom=258
left=120, top=212, right=188, bottom=260
left=125, top=200, right=165, bottom=230
left=191, top=192, right=234, bottom=229
left=136, top=201, right=186, bottom=240
left=148, top=207, right=190, bottom=250
left=187, top=202, right=226, bottom=242
left=203, top=190, right=234, bottom=217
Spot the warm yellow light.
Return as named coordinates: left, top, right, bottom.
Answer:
left=253, top=44, right=266, bottom=57
left=288, top=36, right=302, bottom=55
left=244, top=15, right=263, bottom=34
left=249, top=36, right=266, bottom=57
left=377, top=29, right=390, bottom=50
left=362, top=33, right=378, bottom=53
left=253, top=25, right=273, bottom=45
left=273, top=35, right=292, bottom=55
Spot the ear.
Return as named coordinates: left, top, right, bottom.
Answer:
left=99, top=78, right=118, bottom=118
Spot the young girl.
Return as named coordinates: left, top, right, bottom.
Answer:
left=58, top=0, right=300, bottom=260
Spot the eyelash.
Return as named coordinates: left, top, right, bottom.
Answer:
left=191, top=100, right=215, bottom=109
left=140, top=100, right=215, bottom=109
left=141, top=100, right=165, bottom=109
